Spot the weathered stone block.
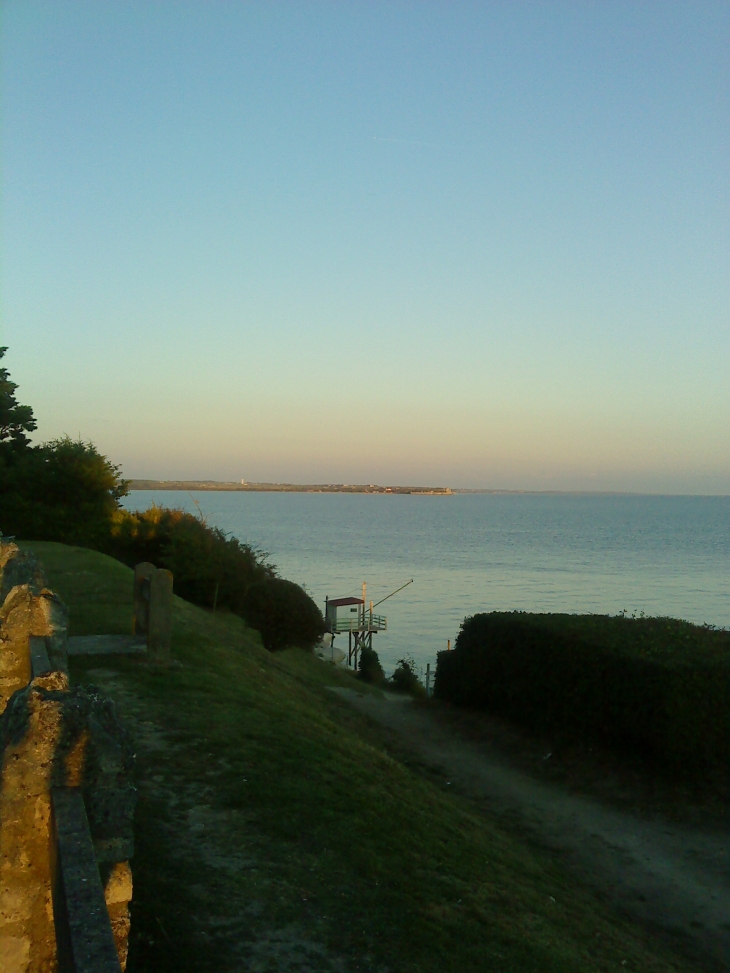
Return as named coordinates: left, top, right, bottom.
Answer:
left=51, top=787, right=124, bottom=973
left=0, top=581, right=69, bottom=713
left=132, top=562, right=155, bottom=637
left=148, top=568, right=173, bottom=659
left=37, top=590, right=69, bottom=673
left=0, top=586, right=36, bottom=714
left=102, top=862, right=132, bottom=971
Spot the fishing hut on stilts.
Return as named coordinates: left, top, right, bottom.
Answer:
left=324, top=580, right=412, bottom=669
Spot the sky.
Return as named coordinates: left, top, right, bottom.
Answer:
left=2, top=1, right=728, bottom=492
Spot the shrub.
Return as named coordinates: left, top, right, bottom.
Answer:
left=110, top=506, right=271, bottom=612
left=111, top=506, right=325, bottom=651
left=390, top=656, right=426, bottom=697
left=434, top=612, right=730, bottom=785
left=358, top=645, right=385, bottom=684
left=242, top=577, right=325, bottom=652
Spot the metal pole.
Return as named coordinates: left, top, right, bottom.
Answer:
left=371, top=578, right=414, bottom=609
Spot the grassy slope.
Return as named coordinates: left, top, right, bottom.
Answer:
left=26, top=541, right=700, bottom=973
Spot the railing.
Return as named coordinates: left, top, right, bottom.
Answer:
left=331, top=613, right=387, bottom=633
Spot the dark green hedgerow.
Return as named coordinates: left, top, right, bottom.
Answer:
left=434, top=612, right=730, bottom=786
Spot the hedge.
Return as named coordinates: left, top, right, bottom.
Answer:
left=433, top=612, right=730, bottom=785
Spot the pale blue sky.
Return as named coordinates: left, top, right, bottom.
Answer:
left=2, top=1, right=728, bottom=491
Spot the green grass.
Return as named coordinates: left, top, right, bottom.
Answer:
left=26, top=541, right=701, bottom=973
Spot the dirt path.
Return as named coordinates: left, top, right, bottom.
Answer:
left=331, top=688, right=730, bottom=971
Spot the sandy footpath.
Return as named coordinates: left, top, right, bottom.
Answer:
left=331, top=688, right=730, bottom=971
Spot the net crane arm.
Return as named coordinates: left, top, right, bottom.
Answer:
left=371, top=579, right=414, bottom=609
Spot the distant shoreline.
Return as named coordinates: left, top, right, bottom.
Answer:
left=126, top=480, right=726, bottom=497
left=127, top=480, right=453, bottom=495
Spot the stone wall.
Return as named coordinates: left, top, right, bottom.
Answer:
left=0, top=544, right=68, bottom=714
left=0, top=541, right=135, bottom=972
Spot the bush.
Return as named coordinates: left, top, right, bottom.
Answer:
left=358, top=645, right=385, bottom=684
left=390, top=656, right=426, bottom=697
left=110, top=506, right=271, bottom=612
left=111, top=506, right=324, bottom=651
left=434, top=612, right=730, bottom=785
left=242, top=577, right=325, bottom=652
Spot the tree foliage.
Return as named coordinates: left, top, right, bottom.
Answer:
left=0, top=347, right=36, bottom=452
left=0, top=437, right=129, bottom=547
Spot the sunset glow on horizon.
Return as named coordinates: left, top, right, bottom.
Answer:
left=3, top=2, right=728, bottom=493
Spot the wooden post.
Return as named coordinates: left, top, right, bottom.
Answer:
left=148, top=569, right=173, bottom=660
left=447, top=639, right=451, bottom=651
left=426, top=662, right=431, bottom=696
left=361, top=582, right=366, bottom=629
left=132, top=563, right=155, bottom=636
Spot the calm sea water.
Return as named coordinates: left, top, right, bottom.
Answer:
left=123, top=492, right=730, bottom=676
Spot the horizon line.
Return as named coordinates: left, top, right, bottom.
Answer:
left=125, top=479, right=730, bottom=498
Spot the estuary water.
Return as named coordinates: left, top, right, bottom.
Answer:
left=123, top=492, right=730, bottom=676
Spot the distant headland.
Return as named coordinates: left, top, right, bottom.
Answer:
left=127, top=480, right=453, bottom=495
left=126, top=481, right=666, bottom=496
left=126, top=481, right=669, bottom=496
